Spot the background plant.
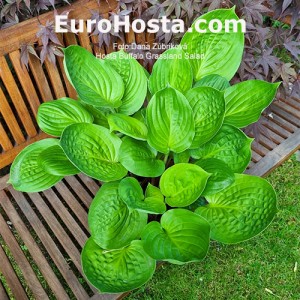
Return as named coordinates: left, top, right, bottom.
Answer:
left=9, top=8, right=281, bottom=294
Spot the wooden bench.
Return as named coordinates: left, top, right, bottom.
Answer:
left=0, top=1, right=300, bottom=298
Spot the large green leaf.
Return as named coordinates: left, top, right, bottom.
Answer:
left=119, top=177, right=166, bottom=214
left=82, top=238, right=155, bottom=293
left=186, top=86, right=225, bottom=148
left=36, top=98, right=93, bottom=136
left=107, top=113, right=148, bottom=141
left=195, top=174, right=278, bottom=244
left=105, top=50, right=147, bottom=115
left=141, top=209, right=210, bottom=264
left=119, top=137, right=165, bottom=177
left=180, top=8, right=244, bottom=81
left=37, top=144, right=79, bottom=176
left=146, top=87, right=195, bottom=154
left=193, top=74, right=230, bottom=91
left=63, top=45, right=124, bottom=108
left=160, top=163, right=210, bottom=207
left=60, top=123, right=127, bottom=181
left=195, top=158, right=235, bottom=196
left=190, top=124, right=253, bottom=173
left=9, top=139, right=63, bottom=192
left=88, top=182, right=147, bottom=249
left=224, top=80, right=280, bottom=128
left=149, top=48, right=193, bottom=94
left=145, top=183, right=164, bottom=200
left=79, top=101, right=109, bottom=128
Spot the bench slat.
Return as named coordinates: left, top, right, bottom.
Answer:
left=0, top=210, right=49, bottom=299
left=0, top=123, right=13, bottom=151
left=0, top=191, right=69, bottom=299
left=8, top=187, right=90, bottom=300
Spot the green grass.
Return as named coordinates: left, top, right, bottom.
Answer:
left=126, top=157, right=300, bottom=300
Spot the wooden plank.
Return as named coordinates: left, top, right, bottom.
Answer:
left=0, top=280, right=9, bottom=300
left=64, top=176, right=94, bottom=208
left=8, top=187, right=90, bottom=300
left=251, top=141, right=268, bottom=157
left=25, top=192, right=84, bottom=272
left=271, top=105, right=300, bottom=129
left=28, top=55, right=53, bottom=102
left=8, top=50, right=41, bottom=116
left=0, top=212, right=49, bottom=299
left=246, top=128, right=300, bottom=177
left=0, top=56, right=37, bottom=138
left=275, top=100, right=300, bottom=119
left=42, top=188, right=88, bottom=247
left=0, top=123, right=13, bottom=151
left=0, top=132, right=49, bottom=169
left=77, top=173, right=100, bottom=196
left=0, top=237, right=28, bottom=300
left=0, top=174, right=9, bottom=190
left=261, top=116, right=289, bottom=140
left=77, top=23, right=93, bottom=53
left=251, top=150, right=262, bottom=163
left=0, top=87, right=26, bottom=144
left=44, top=59, right=66, bottom=99
left=0, top=0, right=118, bottom=56
left=54, top=181, right=89, bottom=230
left=0, top=191, right=69, bottom=300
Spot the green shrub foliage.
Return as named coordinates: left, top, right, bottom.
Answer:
left=10, top=8, right=279, bottom=294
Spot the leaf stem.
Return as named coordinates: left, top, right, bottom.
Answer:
left=163, top=154, right=169, bottom=164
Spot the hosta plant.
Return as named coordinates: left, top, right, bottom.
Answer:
left=9, top=8, right=280, bottom=294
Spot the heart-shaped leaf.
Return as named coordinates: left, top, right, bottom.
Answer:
left=195, top=158, right=235, bottom=196
left=88, top=182, right=147, bottom=249
left=186, top=86, right=225, bottom=148
left=36, top=98, right=93, bottom=136
left=160, top=163, right=210, bottom=207
left=193, top=74, right=230, bottom=91
left=105, top=50, right=147, bottom=115
left=107, top=113, right=148, bottom=141
left=149, top=47, right=193, bottom=94
left=146, top=87, right=195, bottom=154
left=145, top=183, right=164, bottom=201
left=82, top=238, right=155, bottom=293
left=224, top=80, right=280, bottom=128
left=37, top=144, right=79, bottom=176
left=181, top=8, right=244, bottom=81
left=119, top=177, right=166, bottom=214
left=119, top=137, right=165, bottom=178
left=195, top=174, right=278, bottom=244
left=9, top=139, right=63, bottom=192
left=141, top=209, right=210, bottom=264
left=60, top=123, right=127, bottom=181
left=63, top=45, right=124, bottom=108
left=190, top=124, right=253, bottom=173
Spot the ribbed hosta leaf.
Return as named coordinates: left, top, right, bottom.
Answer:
left=119, top=177, right=166, bottom=215
left=9, top=139, right=63, bottom=192
left=82, top=238, right=155, bottom=293
left=63, top=45, right=124, bottom=108
left=38, top=144, right=79, bottom=176
left=190, top=124, right=253, bottom=173
left=186, top=87, right=225, bottom=148
left=141, top=209, right=210, bottom=264
left=60, top=123, right=127, bottom=181
left=146, top=87, right=195, bottom=154
left=195, top=174, right=278, bottom=243
left=181, top=8, right=244, bottom=81
left=160, top=163, right=210, bottom=207
left=195, top=158, right=235, bottom=196
left=224, top=80, right=280, bottom=128
left=149, top=48, right=193, bottom=94
left=194, top=74, right=230, bottom=91
left=88, top=182, right=147, bottom=249
left=37, top=98, right=93, bottom=136
left=105, top=50, right=147, bottom=115
left=107, top=113, right=148, bottom=141
left=119, top=137, right=165, bottom=178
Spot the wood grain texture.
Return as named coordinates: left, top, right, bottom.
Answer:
left=0, top=0, right=118, bottom=56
